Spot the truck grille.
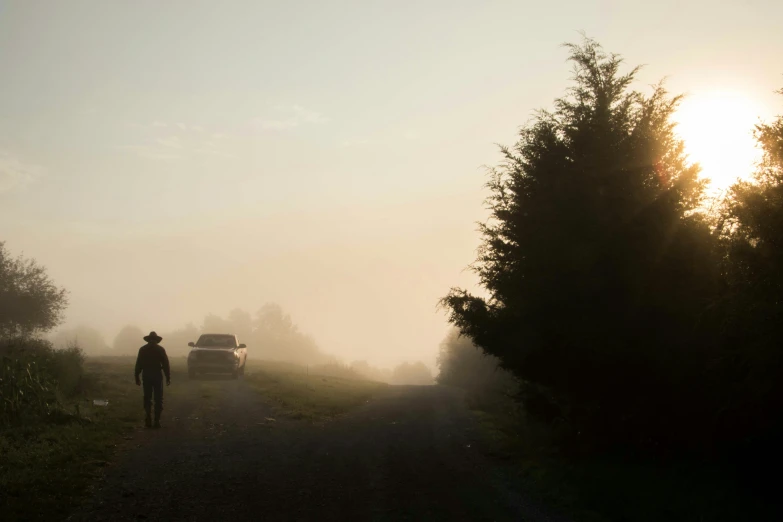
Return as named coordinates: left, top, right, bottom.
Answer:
left=195, top=351, right=233, bottom=362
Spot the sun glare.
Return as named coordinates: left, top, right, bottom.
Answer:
left=674, top=91, right=762, bottom=195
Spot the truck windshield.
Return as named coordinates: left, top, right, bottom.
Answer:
left=196, top=335, right=236, bottom=348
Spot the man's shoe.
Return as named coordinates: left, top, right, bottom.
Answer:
left=153, top=420, right=161, bottom=429
left=144, top=413, right=152, bottom=428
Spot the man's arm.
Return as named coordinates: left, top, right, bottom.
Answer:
left=134, top=347, right=143, bottom=384
left=160, top=347, right=171, bottom=384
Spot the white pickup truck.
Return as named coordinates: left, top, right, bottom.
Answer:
left=186, top=333, right=247, bottom=379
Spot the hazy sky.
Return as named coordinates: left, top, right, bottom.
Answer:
left=1, top=1, right=781, bottom=369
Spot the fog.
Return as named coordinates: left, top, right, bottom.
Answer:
left=2, top=0, right=781, bottom=370
left=15, top=197, right=484, bottom=369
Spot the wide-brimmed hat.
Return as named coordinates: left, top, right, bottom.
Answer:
left=143, top=331, right=162, bottom=343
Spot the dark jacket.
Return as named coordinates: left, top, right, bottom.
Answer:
left=134, top=343, right=171, bottom=381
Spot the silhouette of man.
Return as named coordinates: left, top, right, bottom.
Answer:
left=134, top=331, right=171, bottom=428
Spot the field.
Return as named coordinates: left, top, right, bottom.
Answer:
left=0, top=356, right=386, bottom=521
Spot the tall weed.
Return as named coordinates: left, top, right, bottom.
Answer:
left=0, top=337, right=85, bottom=425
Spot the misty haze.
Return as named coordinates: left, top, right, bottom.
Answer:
left=2, top=1, right=783, bottom=521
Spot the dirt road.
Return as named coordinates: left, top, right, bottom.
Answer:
left=71, top=378, right=565, bottom=522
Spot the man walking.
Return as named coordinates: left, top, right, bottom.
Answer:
left=134, top=331, right=171, bottom=428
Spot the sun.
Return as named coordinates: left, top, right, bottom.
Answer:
left=674, top=91, right=762, bottom=195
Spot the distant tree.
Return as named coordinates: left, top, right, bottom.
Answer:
left=254, top=303, right=295, bottom=343
left=440, top=38, right=719, bottom=447
left=253, top=303, right=327, bottom=364
left=436, top=329, right=516, bottom=394
left=350, top=360, right=392, bottom=383
left=436, top=329, right=536, bottom=418
left=351, top=360, right=373, bottom=375
left=52, top=325, right=110, bottom=355
left=0, top=242, right=68, bottom=338
left=227, top=308, right=253, bottom=343
left=171, top=304, right=330, bottom=364
left=391, top=361, right=434, bottom=385
left=160, top=323, right=200, bottom=357
left=112, top=325, right=145, bottom=355
left=202, top=313, right=231, bottom=333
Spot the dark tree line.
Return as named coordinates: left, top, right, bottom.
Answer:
left=440, top=38, right=783, bottom=455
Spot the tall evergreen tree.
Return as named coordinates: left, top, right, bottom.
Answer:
left=441, top=38, right=718, bottom=446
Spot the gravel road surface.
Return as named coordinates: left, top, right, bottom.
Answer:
left=71, top=378, right=567, bottom=522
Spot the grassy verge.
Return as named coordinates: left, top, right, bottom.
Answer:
left=1, top=356, right=385, bottom=521
left=244, top=360, right=388, bottom=421
left=0, top=356, right=214, bottom=521
left=468, top=391, right=781, bottom=522
left=1, top=357, right=143, bottom=521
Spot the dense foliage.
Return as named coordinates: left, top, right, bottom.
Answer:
left=1, top=337, right=84, bottom=425
left=0, top=242, right=68, bottom=338
left=713, top=91, right=783, bottom=444
left=442, top=38, right=782, bottom=454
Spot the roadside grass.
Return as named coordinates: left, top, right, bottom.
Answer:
left=244, top=360, right=388, bottom=421
left=1, top=356, right=142, bottom=521
left=1, top=356, right=223, bottom=521
left=468, top=391, right=781, bottom=522
left=1, top=356, right=386, bottom=521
